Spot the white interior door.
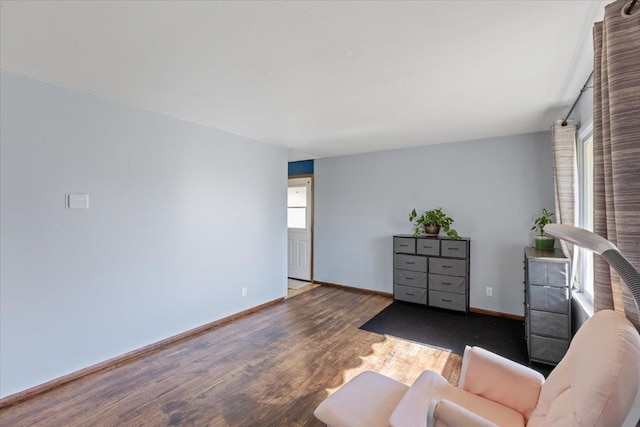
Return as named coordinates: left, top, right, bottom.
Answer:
left=287, top=177, right=312, bottom=281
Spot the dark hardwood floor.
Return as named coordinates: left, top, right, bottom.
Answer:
left=0, top=286, right=462, bottom=426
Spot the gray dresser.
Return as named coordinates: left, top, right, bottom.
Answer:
left=524, top=248, right=571, bottom=365
left=393, top=235, right=470, bottom=313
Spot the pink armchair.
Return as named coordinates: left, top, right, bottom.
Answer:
left=426, top=309, right=640, bottom=427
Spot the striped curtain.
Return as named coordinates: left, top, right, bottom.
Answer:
left=552, top=121, right=577, bottom=262
left=593, top=0, right=640, bottom=330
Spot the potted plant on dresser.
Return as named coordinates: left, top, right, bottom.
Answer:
left=409, top=207, right=460, bottom=239
left=531, top=208, right=556, bottom=250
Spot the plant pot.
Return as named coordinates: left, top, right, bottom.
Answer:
left=534, top=235, right=556, bottom=251
left=425, top=225, right=440, bottom=235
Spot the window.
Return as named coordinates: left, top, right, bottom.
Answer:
left=287, top=186, right=307, bottom=229
left=576, top=131, right=594, bottom=298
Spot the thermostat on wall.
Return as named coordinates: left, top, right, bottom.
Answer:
left=66, top=193, right=89, bottom=209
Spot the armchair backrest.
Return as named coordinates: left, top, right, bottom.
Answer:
left=528, top=310, right=640, bottom=426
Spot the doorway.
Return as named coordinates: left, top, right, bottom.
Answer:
left=287, top=176, right=313, bottom=284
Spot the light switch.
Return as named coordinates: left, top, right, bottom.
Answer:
left=66, top=193, right=89, bottom=209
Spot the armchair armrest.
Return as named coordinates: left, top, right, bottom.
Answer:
left=427, top=399, right=498, bottom=427
left=459, top=346, right=544, bottom=417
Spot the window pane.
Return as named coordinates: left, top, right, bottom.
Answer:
left=577, top=136, right=594, bottom=298
left=288, top=207, right=306, bottom=229
left=585, top=138, right=594, bottom=232
left=584, top=137, right=594, bottom=296
left=288, top=186, right=307, bottom=208
left=584, top=250, right=594, bottom=296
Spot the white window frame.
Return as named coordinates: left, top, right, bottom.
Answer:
left=287, top=184, right=308, bottom=231
left=575, top=123, right=595, bottom=314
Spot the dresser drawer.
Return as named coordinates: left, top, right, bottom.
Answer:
left=416, top=238, right=439, bottom=256
left=440, top=240, right=467, bottom=258
left=394, top=269, right=427, bottom=288
left=394, top=285, right=427, bottom=304
left=530, top=310, right=569, bottom=339
left=429, top=274, right=465, bottom=294
left=528, top=261, right=568, bottom=287
left=529, top=285, right=569, bottom=314
left=429, top=290, right=465, bottom=311
left=394, top=237, right=416, bottom=254
left=394, top=254, right=427, bottom=272
left=429, top=258, right=466, bottom=277
left=530, top=335, right=569, bottom=364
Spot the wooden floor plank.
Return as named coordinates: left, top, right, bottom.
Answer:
left=0, top=286, right=462, bottom=426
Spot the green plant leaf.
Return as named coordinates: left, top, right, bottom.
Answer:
left=532, top=208, right=555, bottom=235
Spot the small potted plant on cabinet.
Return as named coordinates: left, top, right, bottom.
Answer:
left=531, top=208, right=555, bottom=250
left=409, top=207, right=460, bottom=239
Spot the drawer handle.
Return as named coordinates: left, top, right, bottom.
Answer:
left=442, top=265, right=452, bottom=269
left=406, top=262, right=415, bottom=265
left=448, top=248, right=459, bottom=251
left=406, top=277, right=414, bottom=280
left=400, top=244, right=409, bottom=247
left=406, top=292, right=415, bottom=296
left=442, top=282, right=452, bottom=285
left=442, top=298, right=452, bottom=302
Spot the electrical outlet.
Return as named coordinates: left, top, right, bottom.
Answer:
left=486, top=287, right=493, bottom=297
left=242, top=287, right=247, bottom=297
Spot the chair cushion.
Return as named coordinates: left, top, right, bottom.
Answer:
left=390, top=370, right=525, bottom=427
left=314, top=370, right=409, bottom=427
left=460, top=346, right=544, bottom=418
left=529, top=310, right=640, bottom=426
left=433, top=399, right=499, bottom=427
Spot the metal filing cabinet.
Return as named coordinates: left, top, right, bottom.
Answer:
left=524, top=248, right=571, bottom=365
left=393, top=235, right=470, bottom=312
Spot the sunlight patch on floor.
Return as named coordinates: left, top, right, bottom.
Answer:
left=325, top=333, right=457, bottom=396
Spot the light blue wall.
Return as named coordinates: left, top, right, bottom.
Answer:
left=314, top=132, right=554, bottom=316
left=0, top=72, right=288, bottom=397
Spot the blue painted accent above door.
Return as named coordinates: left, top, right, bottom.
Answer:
left=288, top=160, right=314, bottom=176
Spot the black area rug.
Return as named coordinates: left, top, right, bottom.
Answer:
left=360, top=302, right=551, bottom=376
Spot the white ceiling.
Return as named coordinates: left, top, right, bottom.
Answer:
left=0, top=0, right=606, bottom=160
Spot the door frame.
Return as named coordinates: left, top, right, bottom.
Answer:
left=288, top=174, right=314, bottom=282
